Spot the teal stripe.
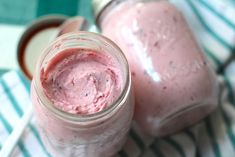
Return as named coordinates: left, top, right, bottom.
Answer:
left=17, top=71, right=30, bottom=92
left=224, top=75, right=235, bottom=107
left=0, top=112, right=31, bottom=157
left=184, top=130, right=201, bottom=157
left=0, top=69, right=9, bottom=76
left=164, top=137, right=186, bottom=157
left=203, top=46, right=223, bottom=66
left=15, top=141, right=31, bottom=157
left=29, top=125, right=51, bottom=157
left=205, top=118, right=222, bottom=157
left=129, top=129, right=145, bottom=154
left=217, top=79, right=235, bottom=149
left=118, top=150, right=128, bottom=157
left=219, top=75, right=235, bottom=149
left=0, top=113, right=12, bottom=133
left=203, top=46, right=224, bottom=73
left=15, top=72, right=50, bottom=156
left=220, top=106, right=235, bottom=149
left=0, top=76, right=49, bottom=156
left=198, top=0, right=235, bottom=29
left=150, top=140, right=165, bottom=157
left=0, top=79, right=23, bottom=116
left=186, top=0, right=233, bottom=50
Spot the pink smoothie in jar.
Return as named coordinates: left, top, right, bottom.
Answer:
left=31, top=32, right=134, bottom=157
left=94, top=0, right=219, bottom=136
left=41, top=48, right=122, bottom=115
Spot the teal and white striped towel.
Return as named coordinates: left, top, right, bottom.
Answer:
left=0, top=0, right=235, bottom=157
left=0, top=70, right=234, bottom=157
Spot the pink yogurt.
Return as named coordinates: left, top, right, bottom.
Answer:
left=31, top=32, right=134, bottom=157
left=41, top=48, right=122, bottom=115
left=97, top=0, right=219, bottom=136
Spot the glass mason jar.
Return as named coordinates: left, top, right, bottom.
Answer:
left=93, top=0, right=219, bottom=136
left=31, top=32, right=134, bottom=157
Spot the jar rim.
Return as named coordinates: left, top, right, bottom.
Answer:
left=94, top=0, right=121, bottom=26
left=33, top=31, right=131, bottom=124
left=92, top=0, right=113, bottom=20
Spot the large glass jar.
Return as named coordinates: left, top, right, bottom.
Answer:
left=31, top=32, right=134, bottom=157
left=93, top=0, right=219, bottom=136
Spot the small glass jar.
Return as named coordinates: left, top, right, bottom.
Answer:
left=31, top=32, right=134, bottom=157
left=93, top=0, right=219, bottom=136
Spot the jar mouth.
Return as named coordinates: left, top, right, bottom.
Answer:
left=33, top=32, right=130, bottom=124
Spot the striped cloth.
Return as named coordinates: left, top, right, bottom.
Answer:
left=0, top=0, right=235, bottom=157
